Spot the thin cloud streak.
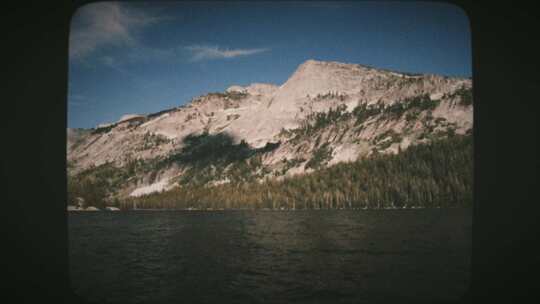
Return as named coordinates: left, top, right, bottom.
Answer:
left=70, top=2, right=167, bottom=60
left=185, top=45, right=270, bottom=62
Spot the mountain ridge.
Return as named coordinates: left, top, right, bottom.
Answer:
left=67, top=59, right=473, bottom=202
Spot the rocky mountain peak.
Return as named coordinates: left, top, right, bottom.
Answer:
left=273, top=59, right=381, bottom=104
left=67, top=60, right=473, bottom=199
left=226, top=83, right=279, bottom=96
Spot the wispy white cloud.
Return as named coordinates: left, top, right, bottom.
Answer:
left=185, top=45, right=270, bottom=62
left=69, top=2, right=167, bottom=60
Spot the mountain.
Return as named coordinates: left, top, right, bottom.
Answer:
left=67, top=59, right=473, bottom=207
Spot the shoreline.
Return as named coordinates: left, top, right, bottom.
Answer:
left=67, top=206, right=470, bottom=212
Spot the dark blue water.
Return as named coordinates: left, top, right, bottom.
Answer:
left=69, top=209, right=471, bottom=304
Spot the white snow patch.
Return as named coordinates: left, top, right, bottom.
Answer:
left=118, top=114, right=144, bottom=123
left=130, top=178, right=171, bottom=197
left=209, top=178, right=231, bottom=186
left=96, top=122, right=113, bottom=128
left=345, top=100, right=358, bottom=112
left=430, top=92, right=444, bottom=100
left=226, top=85, right=246, bottom=93
left=328, top=143, right=359, bottom=165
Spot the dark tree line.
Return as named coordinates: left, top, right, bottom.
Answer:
left=121, top=134, right=472, bottom=210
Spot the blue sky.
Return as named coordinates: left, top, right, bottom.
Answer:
left=68, top=1, right=471, bottom=129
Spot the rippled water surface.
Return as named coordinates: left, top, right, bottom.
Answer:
left=69, top=209, right=471, bottom=304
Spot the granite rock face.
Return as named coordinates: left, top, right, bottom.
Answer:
left=67, top=60, right=472, bottom=198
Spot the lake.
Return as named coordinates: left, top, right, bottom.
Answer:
left=69, top=209, right=471, bottom=304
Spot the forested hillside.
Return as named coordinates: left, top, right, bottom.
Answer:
left=118, top=134, right=472, bottom=210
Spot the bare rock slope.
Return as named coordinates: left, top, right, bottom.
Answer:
left=67, top=59, right=473, bottom=198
